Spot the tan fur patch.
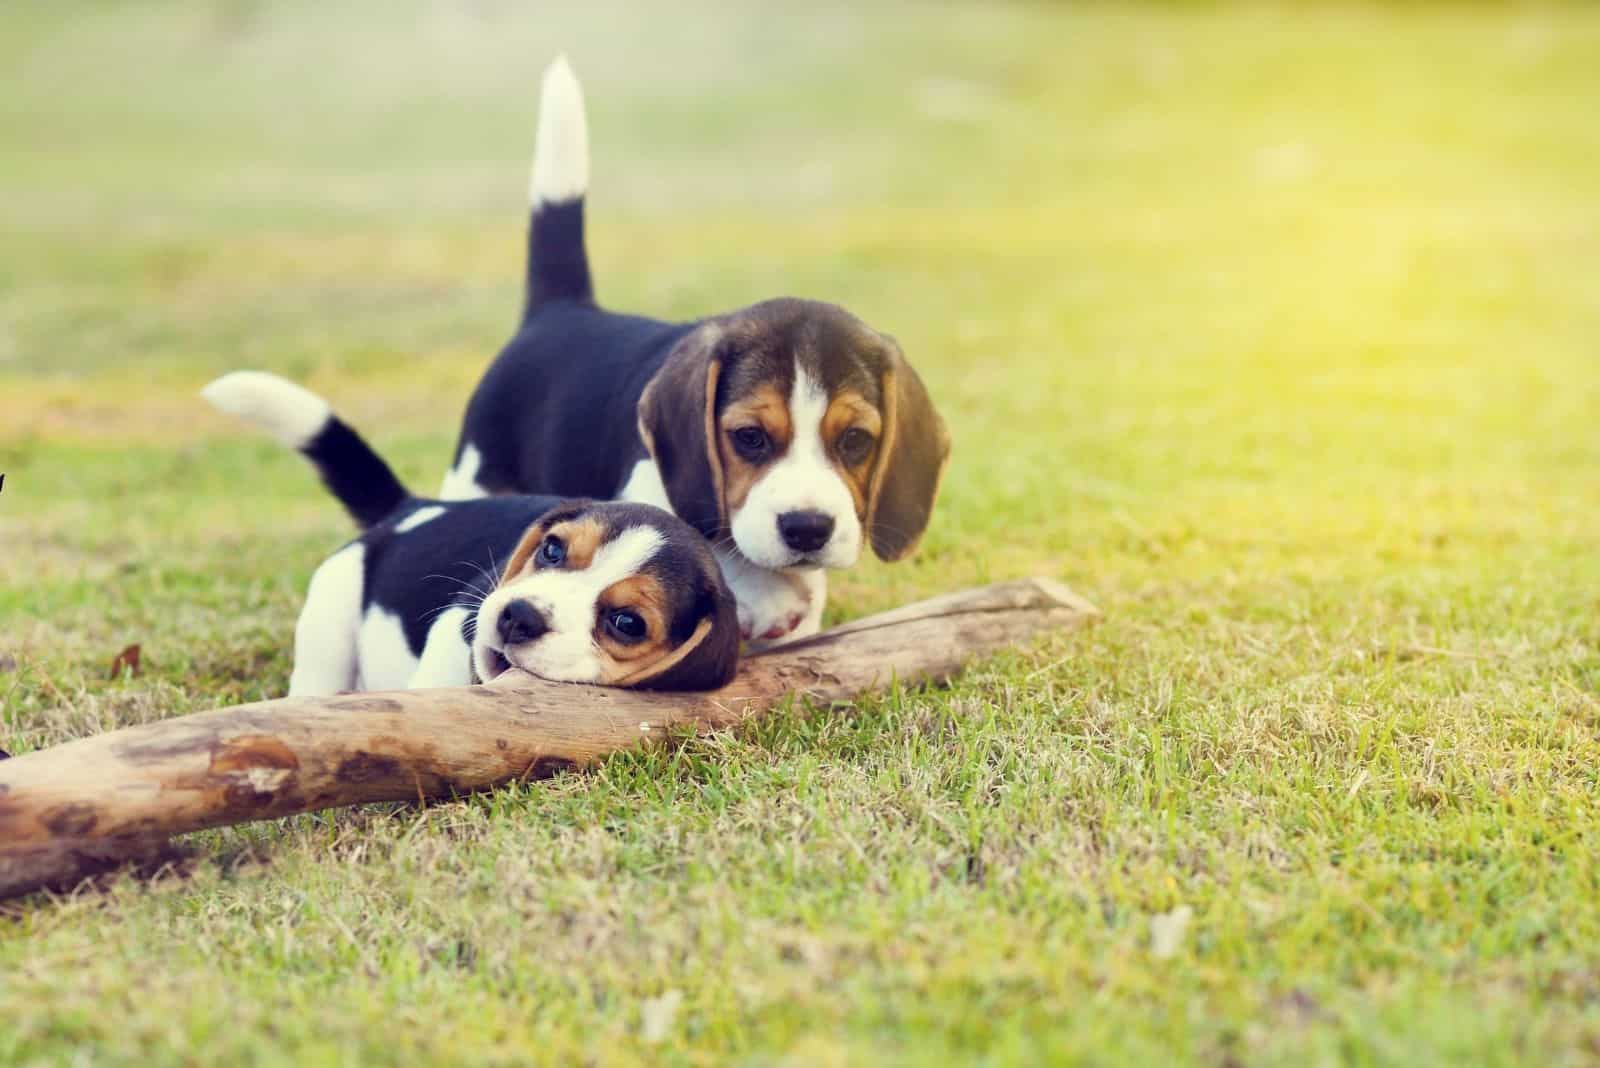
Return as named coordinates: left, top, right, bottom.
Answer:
left=593, top=573, right=673, bottom=681
left=500, top=514, right=610, bottom=582
left=544, top=516, right=605, bottom=571
left=820, top=390, right=883, bottom=516
left=717, top=383, right=793, bottom=513
left=500, top=520, right=551, bottom=581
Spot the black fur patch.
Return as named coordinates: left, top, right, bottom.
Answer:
left=302, top=417, right=410, bottom=529
left=357, top=495, right=567, bottom=658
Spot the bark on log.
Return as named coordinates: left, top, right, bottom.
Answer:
left=0, top=578, right=1096, bottom=901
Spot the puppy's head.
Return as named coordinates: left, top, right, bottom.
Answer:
left=638, top=299, right=950, bottom=571
left=473, top=500, right=738, bottom=691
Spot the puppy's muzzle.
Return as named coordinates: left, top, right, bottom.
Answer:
left=777, top=510, right=836, bottom=555
left=497, top=599, right=549, bottom=646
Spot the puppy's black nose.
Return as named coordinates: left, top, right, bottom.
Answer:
left=497, top=600, right=548, bottom=646
left=777, top=510, right=835, bottom=553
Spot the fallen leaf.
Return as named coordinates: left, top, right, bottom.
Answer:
left=640, top=990, right=682, bottom=1044
left=109, top=643, right=142, bottom=679
left=1149, top=905, right=1193, bottom=959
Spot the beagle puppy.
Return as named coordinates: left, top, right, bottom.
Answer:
left=204, top=372, right=739, bottom=696
left=441, top=57, right=951, bottom=644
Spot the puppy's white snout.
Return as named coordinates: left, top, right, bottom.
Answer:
left=777, top=509, right=836, bottom=554
left=497, top=599, right=549, bottom=646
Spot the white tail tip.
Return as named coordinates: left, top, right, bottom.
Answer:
left=202, top=371, right=332, bottom=450
left=531, top=53, right=589, bottom=205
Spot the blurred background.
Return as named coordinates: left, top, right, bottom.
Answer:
left=3, top=4, right=1600, bottom=1061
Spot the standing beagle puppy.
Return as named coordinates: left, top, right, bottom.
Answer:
left=442, top=57, right=951, bottom=644
left=205, top=372, right=739, bottom=696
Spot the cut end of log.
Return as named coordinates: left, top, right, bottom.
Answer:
left=1029, top=577, right=1102, bottom=618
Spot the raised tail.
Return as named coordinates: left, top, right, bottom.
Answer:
left=202, top=371, right=409, bottom=529
left=524, top=54, right=594, bottom=316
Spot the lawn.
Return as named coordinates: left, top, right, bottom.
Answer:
left=3, top=1, right=1599, bottom=1063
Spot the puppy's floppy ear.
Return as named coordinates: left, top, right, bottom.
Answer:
left=499, top=499, right=592, bottom=582
left=616, top=580, right=740, bottom=691
left=637, top=323, right=727, bottom=538
left=866, top=339, right=951, bottom=561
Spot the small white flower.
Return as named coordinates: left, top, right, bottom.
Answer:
left=640, top=990, right=682, bottom=1043
left=1150, top=905, right=1193, bottom=960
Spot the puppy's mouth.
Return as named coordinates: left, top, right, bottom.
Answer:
left=476, top=643, right=513, bottom=681
left=739, top=544, right=827, bottom=571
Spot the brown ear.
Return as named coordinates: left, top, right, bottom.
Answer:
left=865, top=342, right=951, bottom=560
left=614, top=584, right=740, bottom=691
left=636, top=324, right=726, bottom=539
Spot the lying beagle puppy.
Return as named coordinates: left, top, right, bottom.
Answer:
left=441, top=57, right=951, bottom=644
left=204, top=372, right=739, bottom=696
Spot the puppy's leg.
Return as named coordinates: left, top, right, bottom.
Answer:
left=714, top=546, right=815, bottom=644
left=356, top=608, right=421, bottom=692
left=287, top=544, right=363, bottom=696
left=789, top=569, right=827, bottom=640
left=438, top=442, right=491, bottom=501
left=406, top=607, right=476, bottom=689
left=747, top=570, right=827, bottom=649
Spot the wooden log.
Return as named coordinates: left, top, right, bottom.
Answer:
left=0, top=578, right=1096, bottom=900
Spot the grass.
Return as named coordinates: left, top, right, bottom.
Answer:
left=3, top=0, right=1599, bottom=1063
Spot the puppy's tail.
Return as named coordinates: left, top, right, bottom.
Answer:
left=202, top=371, right=409, bottom=530
left=524, top=54, right=593, bottom=315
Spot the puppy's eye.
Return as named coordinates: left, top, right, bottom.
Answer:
left=536, top=535, right=566, bottom=567
left=730, top=426, right=771, bottom=461
left=606, top=609, right=648, bottom=643
left=837, top=427, right=875, bottom=465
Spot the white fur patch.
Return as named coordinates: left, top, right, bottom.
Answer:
left=531, top=54, right=588, bottom=205
left=287, top=542, right=364, bottom=696
left=406, top=606, right=474, bottom=688
left=395, top=505, right=446, bottom=533
left=438, top=443, right=488, bottom=500
left=356, top=606, right=419, bottom=693
left=473, top=524, right=663, bottom=684
left=618, top=457, right=671, bottom=509
left=730, top=365, right=862, bottom=570
left=202, top=370, right=331, bottom=449
left=791, top=567, right=827, bottom=639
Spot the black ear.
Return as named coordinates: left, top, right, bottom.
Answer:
left=625, top=582, right=740, bottom=691
left=866, top=340, right=951, bottom=560
left=637, top=324, right=726, bottom=538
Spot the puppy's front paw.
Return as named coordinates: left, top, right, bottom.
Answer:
left=759, top=610, right=806, bottom=643
left=715, top=547, right=828, bottom=647
left=739, top=597, right=806, bottom=643
left=735, top=576, right=812, bottom=646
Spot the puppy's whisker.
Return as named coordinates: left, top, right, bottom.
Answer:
left=465, top=557, right=504, bottom=595
left=419, top=601, right=473, bottom=627
left=423, top=572, right=495, bottom=599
